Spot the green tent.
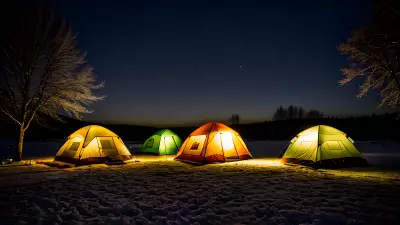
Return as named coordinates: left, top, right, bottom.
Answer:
left=140, top=129, right=182, bottom=155
left=281, top=125, right=367, bottom=168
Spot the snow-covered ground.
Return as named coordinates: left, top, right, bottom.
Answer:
left=1, top=160, right=400, bottom=225
left=0, top=139, right=400, bottom=225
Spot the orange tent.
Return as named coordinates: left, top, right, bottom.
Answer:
left=174, top=122, right=253, bottom=164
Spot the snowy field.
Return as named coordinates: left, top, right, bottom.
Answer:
left=0, top=140, right=400, bottom=225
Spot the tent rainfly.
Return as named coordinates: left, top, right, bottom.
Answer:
left=174, top=122, right=253, bottom=164
left=140, top=129, right=182, bottom=155
left=53, top=125, right=134, bottom=165
left=280, top=125, right=367, bottom=168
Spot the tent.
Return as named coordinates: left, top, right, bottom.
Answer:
left=140, top=129, right=182, bottom=155
left=280, top=125, right=367, bottom=168
left=174, top=122, right=253, bottom=164
left=53, top=125, right=135, bottom=165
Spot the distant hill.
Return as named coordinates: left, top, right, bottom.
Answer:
left=0, top=113, right=399, bottom=142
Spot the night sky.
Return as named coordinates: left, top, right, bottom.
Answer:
left=55, top=0, right=386, bottom=126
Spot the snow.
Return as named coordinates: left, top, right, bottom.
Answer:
left=0, top=139, right=64, bottom=160
left=0, top=139, right=400, bottom=225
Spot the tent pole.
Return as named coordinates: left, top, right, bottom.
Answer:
left=316, top=125, right=320, bottom=165
left=202, top=123, right=215, bottom=163
left=79, top=125, right=93, bottom=160
left=321, top=144, right=337, bottom=166
left=341, top=141, right=354, bottom=157
left=236, top=134, right=252, bottom=158
left=274, top=141, right=291, bottom=164
left=288, top=138, right=304, bottom=164
left=171, top=135, right=180, bottom=160
left=231, top=132, right=239, bottom=159
left=219, top=132, right=225, bottom=161
left=161, top=130, right=167, bottom=160
left=164, top=137, right=167, bottom=161
left=60, top=138, right=71, bottom=156
left=171, top=136, right=178, bottom=150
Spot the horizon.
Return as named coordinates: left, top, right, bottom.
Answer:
left=0, top=105, right=393, bottom=128
left=88, top=110, right=393, bottom=128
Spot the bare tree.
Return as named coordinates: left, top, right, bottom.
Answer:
left=337, top=0, right=400, bottom=109
left=306, top=110, right=324, bottom=119
left=229, top=114, right=240, bottom=125
left=293, top=106, right=299, bottom=119
left=0, top=2, right=105, bottom=161
left=298, top=106, right=305, bottom=119
left=273, top=106, right=288, bottom=121
left=273, top=105, right=307, bottom=120
left=287, top=105, right=295, bottom=120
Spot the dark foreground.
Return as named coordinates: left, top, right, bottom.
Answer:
left=0, top=158, right=399, bottom=225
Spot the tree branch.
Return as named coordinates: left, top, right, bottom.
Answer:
left=23, top=111, right=36, bottom=132
left=0, top=3, right=104, bottom=136
left=0, top=108, right=21, bottom=125
left=25, top=12, right=54, bottom=110
left=382, top=52, right=400, bottom=90
left=1, top=67, right=20, bottom=112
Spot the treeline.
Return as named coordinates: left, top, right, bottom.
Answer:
left=1, top=109, right=399, bottom=142
left=273, top=105, right=324, bottom=121
left=231, top=113, right=400, bottom=141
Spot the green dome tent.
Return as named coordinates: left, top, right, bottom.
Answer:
left=140, top=129, right=182, bottom=155
left=280, top=125, right=367, bottom=168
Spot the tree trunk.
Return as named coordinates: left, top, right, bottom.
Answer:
left=16, top=125, right=25, bottom=161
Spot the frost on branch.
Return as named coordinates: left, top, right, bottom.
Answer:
left=0, top=3, right=105, bottom=129
left=337, top=0, right=400, bottom=109
left=0, top=1, right=105, bottom=160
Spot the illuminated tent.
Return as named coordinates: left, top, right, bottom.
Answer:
left=53, top=125, right=134, bottom=165
left=280, top=125, right=367, bottom=168
left=140, top=129, right=182, bottom=155
left=174, top=122, right=253, bottom=164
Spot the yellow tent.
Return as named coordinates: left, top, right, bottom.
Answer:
left=54, top=125, right=134, bottom=165
left=281, top=125, right=367, bottom=168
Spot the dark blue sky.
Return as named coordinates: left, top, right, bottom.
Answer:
left=55, top=0, right=386, bottom=126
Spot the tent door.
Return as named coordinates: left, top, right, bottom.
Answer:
left=182, top=135, right=206, bottom=155
left=163, top=136, right=175, bottom=155
left=98, top=137, right=119, bottom=159
left=220, top=133, right=238, bottom=159
left=61, top=139, right=81, bottom=158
